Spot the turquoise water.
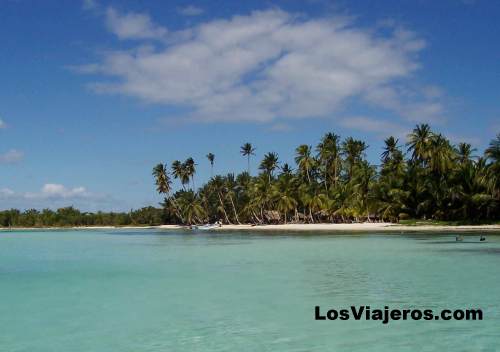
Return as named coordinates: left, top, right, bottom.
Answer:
left=1, top=230, right=499, bottom=351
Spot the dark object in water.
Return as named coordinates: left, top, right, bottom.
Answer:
left=480, top=235, right=486, bottom=242
left=456, top=235, right=464, bottom=242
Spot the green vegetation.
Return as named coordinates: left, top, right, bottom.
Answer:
left=0, top=207, right=167, bottom=228
left=153, top=125, right=500, bottom=225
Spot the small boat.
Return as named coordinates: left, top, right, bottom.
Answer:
left=480, top=235, right=486, bottom=242
left=191, top=224, right=220, bottom=231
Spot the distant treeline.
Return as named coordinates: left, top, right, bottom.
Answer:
left=0, top=206, right=166, bottom=228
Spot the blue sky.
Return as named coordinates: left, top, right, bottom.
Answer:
left=1, top=0, right=499, bottom=211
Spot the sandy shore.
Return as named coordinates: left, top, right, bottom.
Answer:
left=201, top=223, right=500, bottom=232
left=2, top=223, right=499, bottom=232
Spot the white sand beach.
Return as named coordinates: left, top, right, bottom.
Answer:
left=158, top=223, right=500, bottom=232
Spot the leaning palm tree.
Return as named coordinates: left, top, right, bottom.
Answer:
left=240, top=143, right=256, bottom=174
left=206, top=153, right=215, bottom=177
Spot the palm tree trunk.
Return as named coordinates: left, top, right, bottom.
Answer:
left=217, top=192, right=231, bottom=224
left=251, top=210, right=262, bottom=224
left=170, top=198, right=185, bottom=224
left=228, top=194, right=241, bottom=224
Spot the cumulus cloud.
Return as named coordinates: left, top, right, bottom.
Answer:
left=178, top=5, right=204, bottom=16
left=106, top=7, right=167, bottom=40
left=25, top=184, right=88, bottom=199
left=0, top=184, right=119, bottom=211
left=0, top=149, right=24, bottom=164
left=77, top=9, right=444, bottom=126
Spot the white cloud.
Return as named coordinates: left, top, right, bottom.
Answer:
left=0, top=184, right=119, bottom=211
left=178, top=5, right=204, bottom=16
left=78, top=9, right=444, bottom=125
left=25, top=184, right=88, bottom=199
left=106, top=7, right=167, bottom=40
left=0, top=118, right=5, bottom=129
left=0, top=149, right=24, bottom=164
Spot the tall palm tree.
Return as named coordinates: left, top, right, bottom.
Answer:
left=171, top=160, right=188, bottom=190
left=342, top=137, right=367, bottom=179
left=184, top=157, right=196, bottom=190
left=206, top=153, right=215, bottom=177
left=316, top=133, right=341, bottom=189
left=153, top=163, right=184, bottom=223
left=240, top=143, right=256, bottom=174
left=259, top=152, right=279, bottom=182
left=295, top=145, right=315, bottom=184
left=407, top=124, right=433, bottom=164
left=381, top=137, right=400, bottom=164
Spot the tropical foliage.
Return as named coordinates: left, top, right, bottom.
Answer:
left=153, top=125, right=500, bottom=224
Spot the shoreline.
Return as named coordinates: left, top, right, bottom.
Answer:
left=2, top=223, right=500, bottom=232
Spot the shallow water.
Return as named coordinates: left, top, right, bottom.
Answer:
left=1, top=229, right=499, bottom=351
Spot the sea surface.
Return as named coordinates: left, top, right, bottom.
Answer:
left=1, top=229, right=499, bottom=351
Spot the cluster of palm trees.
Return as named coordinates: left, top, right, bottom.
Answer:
left=152, top=124, right=500, bottom=225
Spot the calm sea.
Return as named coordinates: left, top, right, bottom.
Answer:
left=1, top=229, right=499, bottom=351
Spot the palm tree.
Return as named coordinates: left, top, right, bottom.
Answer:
left=184, top=157, right=196, bottom=190
left=456, top=143, right=476, bottom=164
left=272, top=175, right=298, bottom=223
left=153, top=163, right=184, bottom=223
left=295, top=145, right=315, bottom=184
left=171, top=160, right=189, bottom=190
left=152, top=163, right=171, bottom=195
left=259, top=152, right=279, bottom=182
left=429, top=134, right=455, bottom=175
left=407, top=124, right=433, bottom=164
left=240, top=143, right=256, bottom=174
left=342, top=137, right=367, bottom=179
left=381, top=137, right=401, bottom=164
left=485, top=133, right=500, bottom=164
left=206, top=153, right=215, bottom=177
left=176, top=191, right=205, bottom=225
left=316, top=133, right=341, bottom=189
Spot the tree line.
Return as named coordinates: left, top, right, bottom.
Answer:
left=153, top=124, right=500, bottom=225
left=0, top=206, right=167, bottom=227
